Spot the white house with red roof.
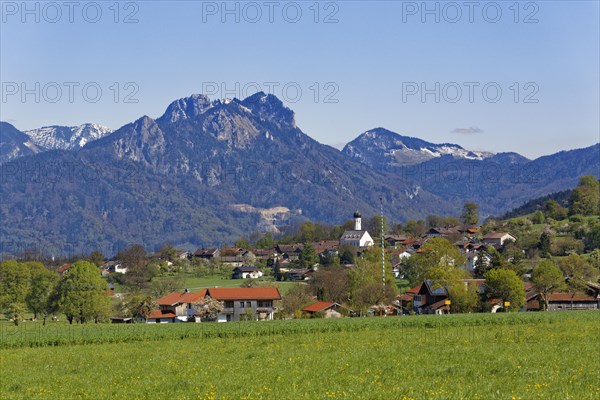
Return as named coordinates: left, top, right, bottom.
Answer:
left=147, top=290, right=207, bottom=323
left=146, top=287, right=282, bottom=323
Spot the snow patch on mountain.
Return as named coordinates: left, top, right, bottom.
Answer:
left=343, top=127, right=494, bottom=167
left=24, top=123, right=112, bottom=150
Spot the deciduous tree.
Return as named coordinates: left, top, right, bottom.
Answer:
left=570, top=175, right=600, bottom=216
left=531, top=259, right=566, bottom=310
left=484, top=268, right=525, bottom=311
left=559, top=253, right=598, bottom=309
left=25, top=262, right=59, bottom=321
left=54, top=260, right=110, bottom=324
left=311, top=267, right=349, bottom=303
left=0, top=261, right=31, bottom=325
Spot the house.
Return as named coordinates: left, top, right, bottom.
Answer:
left=210, top=287, right=281, bottom=322
left=193, top=248, right=221, bottom=260
left=339, top=211, right=374, bottom=248
left=285, top=268, right=314, bottom=281
left=232, top=265, right=263, bottom=279
left=483, top=232, right=516, bottom=247
left=220, top=256, right=246, bottom=268
left=175, top=250, right=192, bottom=260
left=401, top=237, right=426, bottom=251
left=312, top=240, right=340, bottom=255
left=384, top=235, right=408, bottom=248
left=251, top=248, right=274, bottom=261
left=103, top=261, right=127, bottom=274
left=526, top=282, right=600, bottom=311
left=427, top=227, right=462, bottom=238
left=57, top=263, right=72, bottom=277
left=146, top=290, right=207, bottom=323
left=465, top=252, right=491, bottom=273
left=410, top=279, right=486, bottom=314
left=275, top=244, right=304, bottom=260
left=303, top=301, right=351, bottom=318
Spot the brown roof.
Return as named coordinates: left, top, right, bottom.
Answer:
left=483, top=232, right=512, bottom=239
left=156, top=290, right=207, bottom=306
left=208, top=287, right=281, bottom=301
left=57, top=264, right=72, bottom=273
left=303, top=301, right=337, bottom=313
left=422, top=298, right=450, bottom=310
left=147, top=310, right=177, bottom=319
left=548, top=292, right=598, bottom=302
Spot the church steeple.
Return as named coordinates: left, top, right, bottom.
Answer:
left=353, top=210, right=362, bottom=231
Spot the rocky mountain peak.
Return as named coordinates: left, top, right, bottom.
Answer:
left=159, top=94, right=215, bottom=123
left=240, top=92, right=296, bottom=129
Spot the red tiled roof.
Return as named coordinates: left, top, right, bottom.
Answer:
left=147, top=310, right=177, bottom=319
left=303, top=301, right=336, bottom=313
left=57, top=264, right=72, bottom=273
left=407, top=284, right=422, bottom=294
left=208, top=287, right=281, bottom=301
left=156, top=290, right=207, bottom=306
left=397, top=293, right=413, bottom=302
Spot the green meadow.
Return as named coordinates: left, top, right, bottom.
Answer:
left=1, top=312, right=598, bottom=399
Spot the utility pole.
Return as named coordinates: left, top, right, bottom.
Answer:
left=380, top=197, right=385, bottom=298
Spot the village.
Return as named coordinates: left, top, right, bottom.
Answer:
left=78, top=207, right=599, bottom=325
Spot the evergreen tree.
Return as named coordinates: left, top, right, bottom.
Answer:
left=461, top=202, right=479, bottom=226
left=538, top=231, right=552, bottom=258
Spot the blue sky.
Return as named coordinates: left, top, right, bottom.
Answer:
left=1, top=0, right=598, bottom=158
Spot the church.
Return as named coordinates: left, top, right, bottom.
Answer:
left=339, top=211, right=374, bottom=248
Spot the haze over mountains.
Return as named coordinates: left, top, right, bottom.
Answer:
left=1, top=93, right=598, bottom=257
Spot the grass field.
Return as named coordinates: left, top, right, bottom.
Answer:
left=1, top=312, right=598, bottom=399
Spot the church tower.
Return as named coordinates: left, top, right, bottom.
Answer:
left=353, top=210, right=362, bottom=231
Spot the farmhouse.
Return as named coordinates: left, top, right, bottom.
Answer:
left=232, top=265, right=263, bottom=279
left=193, top=248, right=221, bottom=260
left=102, top=261, right=127, bottom=274
left=303, top=301, right=351, bottom=318
left=286, top=267, right=314, bottom=281
left=526, top=282, right=600, bottom=311
left=339, top=211, right=374, bottom=248
left=146, top=287, right=282, bottom=323
left=147, top=290, right=207, bottom=323
left=409, top=279, right=486, bottom=314
left=482, top=232, right=516, bottom=247
left=210, top=287, right=281, bottom=322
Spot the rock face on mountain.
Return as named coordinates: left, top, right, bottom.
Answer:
left=24, top=124, right=112, bottom=150
left=0, top=93, right=597, bottom=256
left=0, top=122, right=45, bottom=163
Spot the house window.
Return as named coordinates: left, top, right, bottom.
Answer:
left=239, top=302, right=245, bottom=308
left=224, top=301, right=234, bottom=308
left=258, top=301, right=272, bottom=308
left=246, top=301, right=252, bottom=308
left=414, top=295, right=421, bottom=302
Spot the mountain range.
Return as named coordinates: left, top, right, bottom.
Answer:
left=1, top=93, right=598, bottom=257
